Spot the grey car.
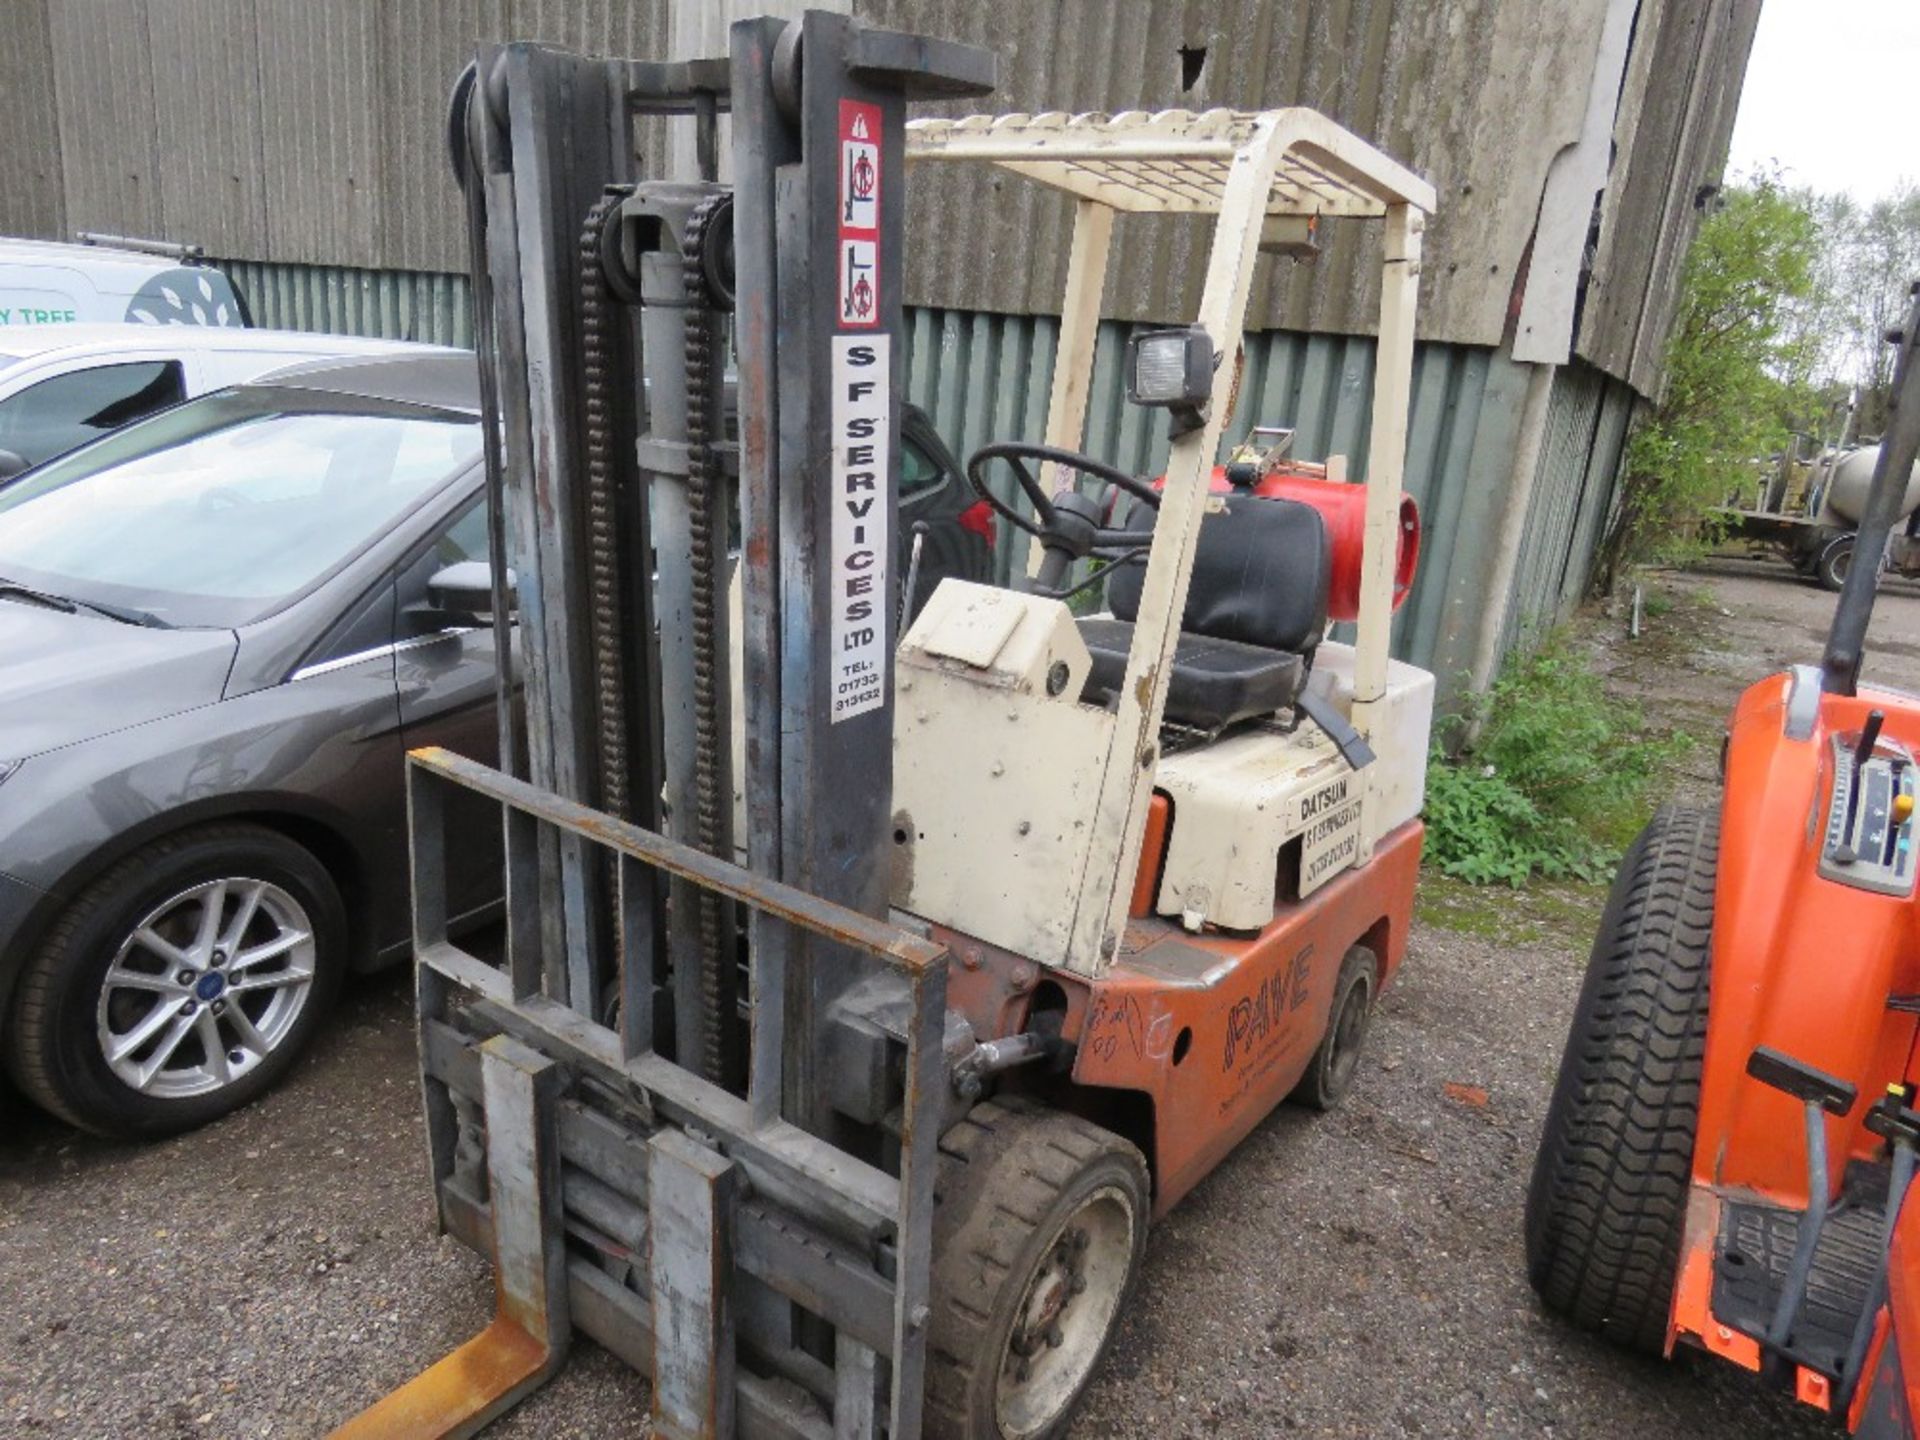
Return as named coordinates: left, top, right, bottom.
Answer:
left=0, top=351, right=988, bottom=1138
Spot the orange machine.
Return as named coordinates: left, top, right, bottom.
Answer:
left=1526, top=287, right=1920, bottom=1435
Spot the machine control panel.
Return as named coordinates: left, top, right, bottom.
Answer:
left=1820, top=730, right=1916, bottom=896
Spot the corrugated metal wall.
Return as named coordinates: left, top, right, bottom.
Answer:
left=0, top=0, right=63, bottom=241
left=1503, top=362, right=1640, bottom=644
left=223, top=259, right=476, bottom=347
left=0, top=0, right=1759, bottom=388
left=226, top=258, right=1613, bottom=712
left=871, top=0, right=1610, bottom=348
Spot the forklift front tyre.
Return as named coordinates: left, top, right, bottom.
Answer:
left=928, top=1098, right=1149, bottom=1440
left=1290, top=945, right=1378, bottom=1112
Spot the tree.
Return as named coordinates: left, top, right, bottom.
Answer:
left=1593, top=179, right=1823, bottom=593
left=1806, top=184, right=1920, bottom=434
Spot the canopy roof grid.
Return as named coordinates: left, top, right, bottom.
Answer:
left=905, top=108, right=1435, bottom=220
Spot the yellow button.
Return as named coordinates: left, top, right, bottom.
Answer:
left=1898, top=793, right=1916, bottom=826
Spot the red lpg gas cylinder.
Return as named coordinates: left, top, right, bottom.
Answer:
left=1178, top=463, right=1421, bottom=622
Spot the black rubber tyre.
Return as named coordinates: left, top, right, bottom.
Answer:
left=1817, top=534, right=1855, bottom=592
left=5, top=824, right=347, bottom=1139
left=927, top=1097, right=1150, bottom=1440
left=1289, top=945, right=1378, bottom=1112
left=1525, top=805, right=1717, bottom=1355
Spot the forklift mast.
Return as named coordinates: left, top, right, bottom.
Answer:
left=336, top=15, right=995, bottom=1440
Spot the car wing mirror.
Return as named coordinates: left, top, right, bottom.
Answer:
left=0, top=449, right=29, bottom=482
left=419, top=560, right=517, bottom=628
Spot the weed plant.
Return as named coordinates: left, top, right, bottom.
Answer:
left=1423, top=634, right=1692, bottom=886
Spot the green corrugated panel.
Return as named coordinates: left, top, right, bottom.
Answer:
left=1490, top=361, right=1638, bottom=665
left=223, top=259, right=474, bottom=347
left=215, top=259, right=1610, bottom=707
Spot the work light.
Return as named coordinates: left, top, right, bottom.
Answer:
left=1126, top=326, right=1215, bottom=437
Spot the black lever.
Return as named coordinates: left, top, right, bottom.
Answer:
left=1749, top=1046, right=1859, bottom=1116
left=1296, top=688, right=1375, bottom=771
left=1837, top=1084, right=1920, bottom=1407
left=1745, top=1048, right=1858, bottom=1370
left=1857, top=710, right=1886, bottom=772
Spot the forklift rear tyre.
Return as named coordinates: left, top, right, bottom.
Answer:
left=1290, top=945, right=1378, bottom=1112
left=928, top=1097, right=1149, bottom=1440
left=1524, top=806, right=1716, bottom=1355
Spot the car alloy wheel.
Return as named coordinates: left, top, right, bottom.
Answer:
left=95, top=877, right=317, bottom=1100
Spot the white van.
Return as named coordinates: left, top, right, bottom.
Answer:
left=0, top=237, right=248, bottom=329
left=0, top=324, right=460, bottom=477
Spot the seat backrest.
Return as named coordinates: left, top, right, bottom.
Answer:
left=1105, top=493, right=1331, bottom=654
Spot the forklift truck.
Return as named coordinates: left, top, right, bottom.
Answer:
left=1527, top=285, right=1920, bottom=1435
left=338, top=12, right=1436, bottom=1438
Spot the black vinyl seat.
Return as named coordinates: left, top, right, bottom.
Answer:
left=1078, top=493, right=1331, bottom=731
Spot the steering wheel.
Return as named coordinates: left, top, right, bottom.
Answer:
left=965, top=442, right=1162, bottom=536
left=966, top=442, right=1167, bottom=597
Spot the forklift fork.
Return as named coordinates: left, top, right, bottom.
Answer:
left=330, top=1036, right=569, bottom=1440
left=331, top=749, right=954, bottom=1440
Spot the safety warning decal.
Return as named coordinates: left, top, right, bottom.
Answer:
left=839, top=239, right=877, bottom=326
left=837, top=100, right=881, bottom=328
left=829, top=334, right=891, bottom=722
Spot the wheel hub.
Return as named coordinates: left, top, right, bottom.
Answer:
left=997, top=1194, right=1134, bottom=1439
left=95, top=877, right=317, bottom=1101
left=1011, top=1230, right=1085, bottom=1360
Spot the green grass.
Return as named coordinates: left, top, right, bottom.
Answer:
left=1415, top=871, right=1605, bottom=947
left=1422, top=631, right=1695, bottom=886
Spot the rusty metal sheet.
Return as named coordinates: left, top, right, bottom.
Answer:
left=863, top=0, right=1611, bottom=349
left=45, top=0, right=162, bottom=238
left=0, top=0, right=64, bottom=240
left=1575, top=0, right=1763, bottom=394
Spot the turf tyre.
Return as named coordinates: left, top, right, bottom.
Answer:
left=1524, top=805, right=1716, bottom=1355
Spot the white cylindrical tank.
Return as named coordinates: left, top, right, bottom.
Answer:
left=1825, top=445, right=1920, bottom=524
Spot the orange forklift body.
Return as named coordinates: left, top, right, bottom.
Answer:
left=942, top=814, right=1421, bottom=1218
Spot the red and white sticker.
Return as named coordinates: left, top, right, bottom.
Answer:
left=837, top=101, right=882, bottom=329
left=838, top=239, right=877, bottom=325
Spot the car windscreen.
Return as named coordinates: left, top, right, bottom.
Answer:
left=0, top=386, right=482, bottom=628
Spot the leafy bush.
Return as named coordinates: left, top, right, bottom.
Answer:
left=1423, top=637, right=1691, bottom=885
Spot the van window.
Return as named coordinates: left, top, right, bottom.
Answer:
left=0, top=360, right=187, bottom=468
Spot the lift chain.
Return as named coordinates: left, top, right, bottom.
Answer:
left=682, top=190, right=735, bottom=1085
left=580, top=183, right=637, bottom=823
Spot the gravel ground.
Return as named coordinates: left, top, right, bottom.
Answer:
left=4, top=556, right=1919, bottom=1439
